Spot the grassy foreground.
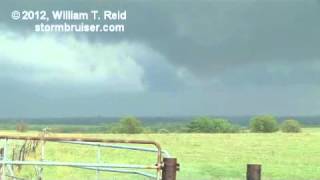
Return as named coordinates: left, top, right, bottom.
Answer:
left=0, top=129, right=319, bottom=180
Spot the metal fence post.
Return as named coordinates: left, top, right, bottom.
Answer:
left=1, top=138, right=8, bottom=180
left=0, top=147, right=3, bottom=180
left=247, top=164, right=261, bottom=180
left=39, top=139, right=45, bottom=180
left=162, top=158, right=179, bottom=180
left=96, top=145, right=101, bottom=180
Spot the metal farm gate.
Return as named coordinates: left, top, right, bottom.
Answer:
left=0, top=135, right=179, bottom=180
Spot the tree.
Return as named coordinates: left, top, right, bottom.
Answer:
left=187, top=117, right=239, bottom=133
left=116, top=116, right=143, bottom=134
left=250, top=115, right=278, bottom=133
left=281, top=119, right=301, bottom=133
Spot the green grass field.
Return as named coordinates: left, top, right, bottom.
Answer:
left=0, top=129, right=320, bottom=180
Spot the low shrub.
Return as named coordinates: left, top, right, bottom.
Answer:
left=250, top=115, right=278, bottom=133
left=16, top=121, right=28, bottom=132
left=281, top=119, right=301, bottom=133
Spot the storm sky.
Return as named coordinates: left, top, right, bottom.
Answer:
left=0, top=0, right=319, bottom=118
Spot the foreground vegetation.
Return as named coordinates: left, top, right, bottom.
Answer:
left=0, top=129, right=319, bottom=180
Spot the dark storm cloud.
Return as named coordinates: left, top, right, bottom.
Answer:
left=0, top=0, right=320, bottom=117
left=2, top=0, right=320, bottom=77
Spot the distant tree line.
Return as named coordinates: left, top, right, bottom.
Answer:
left=186, top=117, right=240, bottom=133
left=13, top=115, right=302, bottom=134
left=106, top=115, right=302, bottom=134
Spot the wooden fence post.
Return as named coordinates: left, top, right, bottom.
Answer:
left=162, top=158, right=179, bottom=180
left=247, top=164, right=261, bottom=180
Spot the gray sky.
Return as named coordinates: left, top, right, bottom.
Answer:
left=0, top=0, right=319, bottom=118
